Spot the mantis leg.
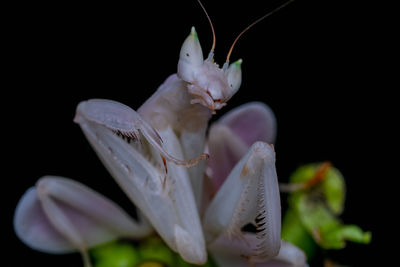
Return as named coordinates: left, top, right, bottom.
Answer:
left=75, top=101, right=207, bottom=264
left=203, top=142, right=281, bottom=262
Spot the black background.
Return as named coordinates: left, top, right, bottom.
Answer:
left=5, top=0, right=388, bottom=266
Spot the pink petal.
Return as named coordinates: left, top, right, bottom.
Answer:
left=207, top=102, right=276, bottom=190
left=218, top=102, right=276, bottom=147
left=207, top=124, right=249, bottom=190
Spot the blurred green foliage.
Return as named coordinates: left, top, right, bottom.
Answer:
left=282, top=162, right=371, bottom=259
left=91, top=236, right=217, bottom=267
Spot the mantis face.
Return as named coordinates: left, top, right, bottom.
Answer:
left=177, top=27, right=242, bottom=112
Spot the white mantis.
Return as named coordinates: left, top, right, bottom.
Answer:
left=14, top=1, right=306, bottom=266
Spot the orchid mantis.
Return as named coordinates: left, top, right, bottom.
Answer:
left=14, top=1, right=306, bottom=266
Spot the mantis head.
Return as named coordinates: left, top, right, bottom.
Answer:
left=177, top=27, right=242, bottom=112
left=177, top=0, right=296, bottom=113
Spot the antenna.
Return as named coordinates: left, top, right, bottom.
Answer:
left=226, top=0, right=296, bottom=64
left=197, top=0, right=216, bottom=59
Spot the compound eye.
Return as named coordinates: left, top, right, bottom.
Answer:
left=177, top=27, right=204, bottom=82
left=225, top=59, right=242, bottom=99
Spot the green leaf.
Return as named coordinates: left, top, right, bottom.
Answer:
left=292, top=193, right=341, bottom=238
left=322, top=225, right=372, bottom=249
left=281, top=208, right=317, bottom=259
left=289, top=162, right=346, bottom=214
left=323, top=166, right=345, bottom=215
left=285, top=162, right=371, bottom=257
left=289, top=179, right=371, bottom=250
left=289, top=164, right=316, bottom=184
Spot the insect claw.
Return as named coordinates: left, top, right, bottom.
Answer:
left=184, top=153, right=209, bottom=167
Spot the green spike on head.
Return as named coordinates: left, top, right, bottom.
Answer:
left=190, top=26, right=198, bottom=40
left=233, top=59, right=243, bottom=68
